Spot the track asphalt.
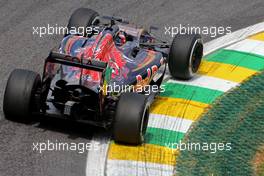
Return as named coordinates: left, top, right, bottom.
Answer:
left=1, top=1, right=264, bottom=175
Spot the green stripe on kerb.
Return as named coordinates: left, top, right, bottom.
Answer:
left=145, top=127, right=185, bottom=148
left=205, top=49, right=264, bottom=71
left=160, top=83, right=223, bottom=104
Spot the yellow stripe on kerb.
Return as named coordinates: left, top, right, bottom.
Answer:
left=249, top=32, right=264, bottom=41
left=108, top=143, right=178, bottom=166
left=150, top=97, right=209, bottom=121
left=199, top=61, right=257, bottom=83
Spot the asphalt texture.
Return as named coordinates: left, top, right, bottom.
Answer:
left=0, top=0, right=264, bottom=176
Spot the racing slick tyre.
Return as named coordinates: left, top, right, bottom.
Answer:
left=3, top=69, right=41, bottom=122
left=113, top=92, right=150, bottom=145
left=168, top=34, right=203, bottom=80
left=67, top=8, right=99, bottom=36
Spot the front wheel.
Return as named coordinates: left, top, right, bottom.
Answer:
left=3, top=69, right=41, bottom=122
left=168, top=34, right=203, bottom=80
left=113, top=93, right=149, bottom=145
left=67, top=8, right=99, bottom=36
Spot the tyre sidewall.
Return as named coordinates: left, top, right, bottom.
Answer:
left=113, top=93, right=149, bottom=145
left=3, top=69, right=41, bottom=122
left=169, top=34, right=203, bottom=80
left=67, top=8, right=99, bottom=36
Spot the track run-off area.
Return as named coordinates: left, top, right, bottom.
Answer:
left=86, top=22, right=264, bottom=176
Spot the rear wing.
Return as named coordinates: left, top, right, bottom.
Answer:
left=46, top=51, right=107, bottom=72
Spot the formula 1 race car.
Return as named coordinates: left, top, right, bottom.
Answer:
left=3, top=8, right=203, bottom=145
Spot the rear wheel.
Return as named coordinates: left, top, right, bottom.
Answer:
left=113, top=93, right=149, bottom=145
left=3, top=69, right=41, bottom=122
left=168, top=34, right=203, bottom=80
left=67, top=8, right=99, bottom=36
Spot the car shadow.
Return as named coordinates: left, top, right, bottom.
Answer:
left=2, top=114, right=109, bottom=140
left=35, top=116, right=108, bottom=140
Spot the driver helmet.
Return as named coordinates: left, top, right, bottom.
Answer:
left=118, top=31, right=126, bottom=45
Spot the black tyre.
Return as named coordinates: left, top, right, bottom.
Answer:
left=168, top=34, right=203, bottom=80
left=3, top=69, right=41, bottom=122
left=113, top=93, right=150, bottom=145
left=67, top=8, right=99, bottom=36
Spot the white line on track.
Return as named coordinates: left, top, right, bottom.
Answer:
left=204, top=21, right=264, bottom=55
left=225, top=39, right=264, bottom=57
left=86, top=133, right=110, bottom=176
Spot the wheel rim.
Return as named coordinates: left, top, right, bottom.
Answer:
left=190, top=40, right=203, bottom=73
left=140, top=105, right=150, bottom=142
left=91, top=16, right=100, bottom=25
